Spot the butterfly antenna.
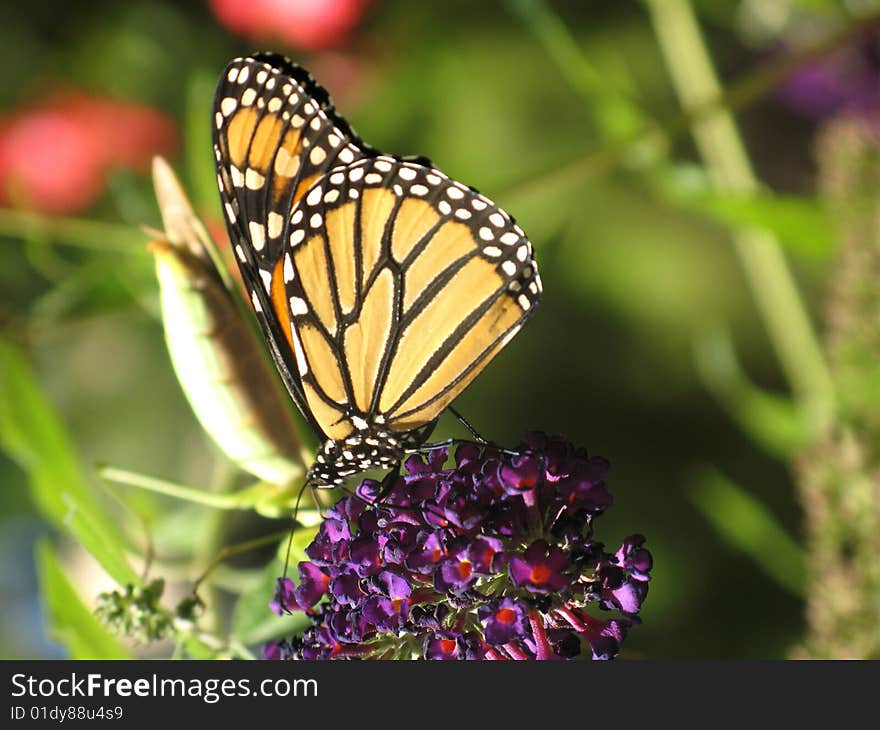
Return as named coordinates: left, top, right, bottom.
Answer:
left=282, top=476, right=312, bottom=581
left=447, top=406, right=488, bottom=444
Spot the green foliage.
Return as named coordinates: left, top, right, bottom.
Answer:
left=0, top=339, right=138, bottom=586
left=693, top=329, right=811, bottom=456
left=688, top=469, right=806, bottom=597
left=231, top=529, right=317, bottom=647
left=95, top=579, right=175, bottom=645
left=658, top=166, right=835, bottom=260
left=35, top=540, right=131, bottom=659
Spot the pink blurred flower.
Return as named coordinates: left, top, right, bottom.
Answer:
left=208, top=0, right=371, bottom=51
left=0, top=92, right=177, bottom=215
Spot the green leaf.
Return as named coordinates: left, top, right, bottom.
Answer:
left=689, top=468, right=806, bottom=597
left=658, top=166, right=834, bottom=258
left=35, top=540, right=131, bottom=659
left=232, top=527, right=317, bottom=646
left=700, top=193, right=833, bottom=258
left=0, top=338, right=138, bottom=586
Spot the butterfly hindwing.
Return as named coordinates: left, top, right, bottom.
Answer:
left=281, top=155, right=541, bottom=442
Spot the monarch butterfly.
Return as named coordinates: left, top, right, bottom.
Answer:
left=212, top=53, right=541, bottom=487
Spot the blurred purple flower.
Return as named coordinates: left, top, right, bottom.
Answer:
left=777, top=34, right=880, bottom=120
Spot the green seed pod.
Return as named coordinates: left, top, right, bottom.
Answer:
left=149, top=157, right=307, bottom=485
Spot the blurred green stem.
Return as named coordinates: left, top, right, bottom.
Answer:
left=689, top=468, right=806, bottom=597
left=503, top=9, right=877, bottom=219
left=508, top=0, right=650, bottom=141
left=646, top=0, right=835, bottom=437
left=0, top=209, right=147, bottom=251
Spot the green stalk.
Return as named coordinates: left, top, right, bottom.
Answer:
left=0, top=209, right=147, bottom=251
left=645, top=0, right=835, bottom=436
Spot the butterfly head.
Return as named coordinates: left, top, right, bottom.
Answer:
left=307, top=419, right=437, bottom=487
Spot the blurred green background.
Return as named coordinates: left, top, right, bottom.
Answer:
left=2, top=0, right=878, bottom=659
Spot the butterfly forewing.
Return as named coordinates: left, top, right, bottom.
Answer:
left=213, top=54, right=366, bottom=431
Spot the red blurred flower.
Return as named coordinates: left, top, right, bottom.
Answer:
left=0, top=92, right=177, bottom=215
left=208, top=0, right=371, bottom=51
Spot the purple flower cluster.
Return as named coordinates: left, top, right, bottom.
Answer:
left=266, top=433, right=652, bottom=660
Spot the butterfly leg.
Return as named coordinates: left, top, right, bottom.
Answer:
left=414, top=433, right=525, bottom=461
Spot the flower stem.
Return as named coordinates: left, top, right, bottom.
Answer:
left=646, top=0, right=835, bottom=436
left=503, top=640, right=530, bottom=660
left=527, top=608, right=556, bottom=660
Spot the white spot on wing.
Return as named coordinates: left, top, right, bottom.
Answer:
left=259, top=268, right=273, bottom=292
left=291, top=327, right=309, bottom=375
left=249, top=222, right=266, bottom=251
left=268, top=211, right=284, bottom=239
left=245, top=168, right=265, bottom=190
left=274, top=147, right=300, bottom=177
left=289, top=296, right=308, bottom=315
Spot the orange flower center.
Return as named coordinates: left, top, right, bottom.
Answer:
left=529, top=564, right=551, bottom=584
left=496, top=608, right=516, bottom=624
